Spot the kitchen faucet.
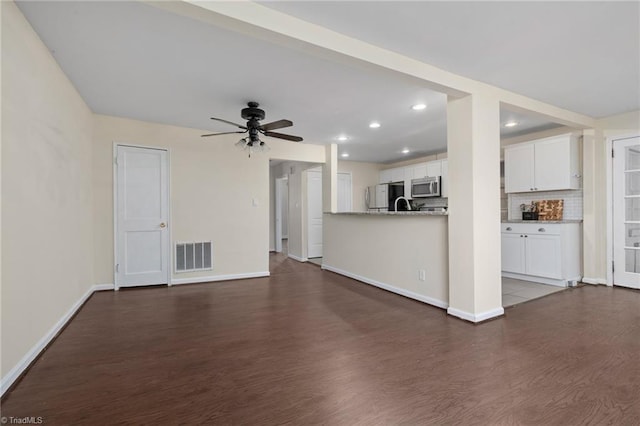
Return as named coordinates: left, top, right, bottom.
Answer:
left=394, top=196, right=412, bottom=211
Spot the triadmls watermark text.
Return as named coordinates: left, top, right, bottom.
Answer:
left=1, top=417, right=44, bottom=425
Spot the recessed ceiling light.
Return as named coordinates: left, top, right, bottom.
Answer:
left=411, top=103, right=427, bottom=111
left=504, top=121, right=519, bottom=128
left=337, top=135, right=349, bottom=141
left=402, top=148, right=410, bottom=154
left=341, top=153, right=349, bottom=158
left=369, top=122, right=381, bottom=129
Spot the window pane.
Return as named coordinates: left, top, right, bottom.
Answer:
left=626, top=145, right=640, bottom=170
left=625, top=249, right=640, bottom=273
left=626, top=171, right=640, bottom=196
left=625, top=223, right=640, bottom=247
left=627, top=198, right=640, bottom=221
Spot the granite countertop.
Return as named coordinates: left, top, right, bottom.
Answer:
left=326, top=211, right=448, bottom=216
left=503, top=219, right=582, bottom=224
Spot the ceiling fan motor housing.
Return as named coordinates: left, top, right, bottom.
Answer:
left=241, top=102, right=265, bottom=122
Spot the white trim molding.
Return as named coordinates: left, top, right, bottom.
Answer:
left=287, top=253, right=308, bottom=263
left=447, top=307, right=505, bottom=323
left=0, top=283, right=109, bottom=396
left=322, top=264, right=449, bottom=310
left=170, top=271, right=270, bottom=286
left=93, top=283, right=115, bottom=291
left=582, top=277, right=607, bottom=285
left=501, top=272, right=573, bottom=288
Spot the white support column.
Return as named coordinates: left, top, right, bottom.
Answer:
left=446, top=93, right=503, bottom=322
left=581, top=128, right=608, bottom=284
left=323, top=143, right=338, bottom=213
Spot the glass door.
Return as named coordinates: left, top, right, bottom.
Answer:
left=613, top=136, right=640, bottom=289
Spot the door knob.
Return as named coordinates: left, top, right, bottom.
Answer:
left=159, top=222, right=166, bottom=228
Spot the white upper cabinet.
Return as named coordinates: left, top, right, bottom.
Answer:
left=504, top=144, right=535, bottom=193
left=426, top=160, right=442, bottom=178
left=504, top=134, right=580, bottom=193
left=391, top=168, right=405, bottom=183
left=379, top=169, right=393, bottom=184
left=412, top=164, right=428, bottom=179
left=378, top=156, right=449, bottom=199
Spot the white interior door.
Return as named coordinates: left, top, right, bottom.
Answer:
left=613, top=136, right=640, bottom=289
left=337, top=172, right=352, bottom=212
left=282, top=178, right=289, bottom=238
left=275, top=178, right=283, bottom=253
left=307, top=169, right=323, bottom=258
left=116, top=145, right=169, bottom=288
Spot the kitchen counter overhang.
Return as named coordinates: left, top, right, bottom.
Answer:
left=326, top=211, right=448, bottom=216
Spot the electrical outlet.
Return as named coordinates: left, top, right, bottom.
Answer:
left=418, top=269, right=426, bottom=281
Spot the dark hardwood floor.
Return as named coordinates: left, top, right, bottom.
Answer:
left=2, top=253, right=639, bottom=424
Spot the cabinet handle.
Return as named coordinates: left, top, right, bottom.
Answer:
left=530, top=188, right=534, bottom=191
left=506, top=227, right=512, bottom=231
left=538, top=228, right=545, bottom=232
left=520, top=235, right=524, bottom=237
left=524, top=235, right=528, bottom=238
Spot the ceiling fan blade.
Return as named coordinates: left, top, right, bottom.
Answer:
left=201, top=131, right=246, bottom=137
left=210, top=117, right=247, bottom=129
left=263, top=131, right=303, bottom=142
left=260, top=119, right=293, bottom=131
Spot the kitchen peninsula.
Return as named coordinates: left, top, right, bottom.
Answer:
left=322, top=212, right=449, bottom=309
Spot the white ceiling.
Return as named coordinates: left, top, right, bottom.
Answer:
left=261, top=1, right=640, bottom=119
left=16, top=1, right=638, bottom=163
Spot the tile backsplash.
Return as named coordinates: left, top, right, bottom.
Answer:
left=508, top=190, right=583, bottom=221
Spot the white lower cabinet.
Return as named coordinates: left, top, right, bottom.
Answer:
left=525, top=234, right=562, bottom=279
left=501, top=222, right=581, bottom=286
left=501, top=233, right=526, bottom=273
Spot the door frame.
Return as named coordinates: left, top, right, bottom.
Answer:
left=606, top=134, right=639, bottom=287
left=113, top=143, right=172, bottom=290
left=337, top=171, right=353, bottom=212
left=306, top=167, right=323, bottom=259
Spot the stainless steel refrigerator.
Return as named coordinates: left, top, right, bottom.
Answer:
left=365, top=184, right=388, bottom=210
left=365, top=182, right=406, bottom=211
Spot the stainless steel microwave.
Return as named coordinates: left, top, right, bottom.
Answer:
left=411, top=176, right=441, bottom=198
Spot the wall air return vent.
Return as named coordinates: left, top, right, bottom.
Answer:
left=175, top=241, right=212, bottom=273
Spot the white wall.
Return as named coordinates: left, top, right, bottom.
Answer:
left=337, top=160, right=381, bottom=211
left=1, top=2, right=94, bottom=381
left=93, top=115, right=325, bottom=284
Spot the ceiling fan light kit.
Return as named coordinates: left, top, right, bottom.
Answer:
left=202, top=101, right=302, bottom=157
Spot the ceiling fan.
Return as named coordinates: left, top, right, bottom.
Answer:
left=202, top=102, right=303, bottom=156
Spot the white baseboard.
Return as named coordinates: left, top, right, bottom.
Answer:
left=502, top=272, right=568, bottom=288
left=93, top=283, right=115, bottom=291
left=447, top=306, right=505, bottom=323
left=321, top=264, right=448, bottom=310
left=0, top=283, right=109, bottom=396
left=171, top=271, right=270, bottom=286
left=287, top=253, right=308, bottom=262
left=582, top=277, right=607, bottom=285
